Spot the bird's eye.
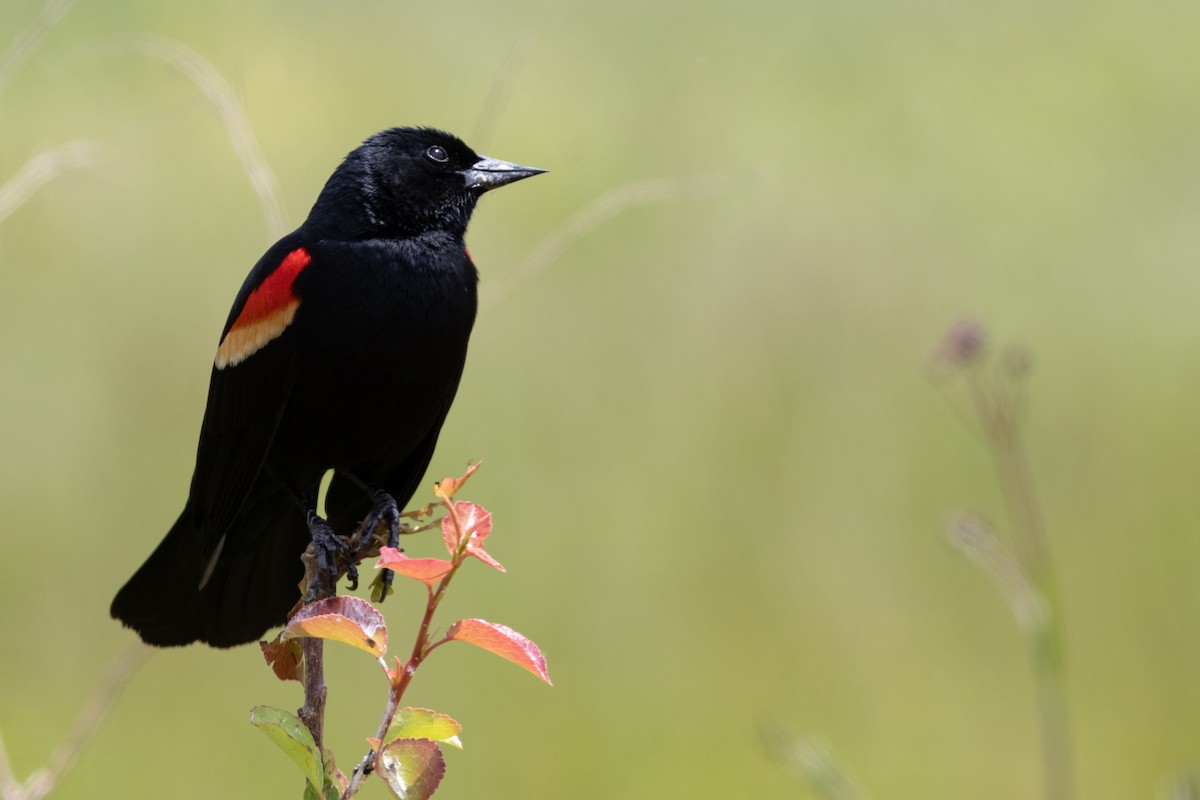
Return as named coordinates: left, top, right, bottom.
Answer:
left=425, top=145, right=449, bottom=164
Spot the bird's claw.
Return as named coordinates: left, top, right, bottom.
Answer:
left=304, top=512, right=351, bottom=602
left=357, top=491, right=400, bottom=600
left=302, top=492, right=400, bottom=602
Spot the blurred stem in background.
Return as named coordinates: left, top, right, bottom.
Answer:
left=936, top=320, right=1074, bottom=800
left=0, top=643, right=148, bottom=800
left=0, top=0, right=72, bottom=111
left=0, top=140, right=99, bottom=224
left=0, top=0, right=97, bottom=225
left=88, top=34, right=288, bottom=240
left=759, top=726, right=866, bottom=800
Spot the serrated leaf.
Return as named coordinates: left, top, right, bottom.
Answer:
left=378, top=548, right=454, bottom=586
left=377, top=738, right=446, bottom=800
left=384, top=708, right=464, bottom=750
left=260, top=635, right=304, bottom=682
left=250, top=706, right=323, bottom=791
left=281, top=596, right=387, bottom=657
left=441, top=502, right=503, bottom=570
left=446, top=619, right=552, bottom=684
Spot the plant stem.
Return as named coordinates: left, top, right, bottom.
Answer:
left=969, top=370, right=1073, bottom=800
left=342, top=500, right=468, bottom=799
left=299, top=638, right=327, bottom=757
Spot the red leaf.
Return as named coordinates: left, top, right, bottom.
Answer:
left=441, top=502, right=503, bottom=570
left=282, top=596, right=387, bottom=658
left=378, top=548, right=454, bottom=586
left=376, top=738, right=445, bottom=800
left=446, top=619, right=551, bottom=685
left=260, top=634, right=304, bottom=682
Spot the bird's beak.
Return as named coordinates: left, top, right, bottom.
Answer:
left=462, top=155, right=547, bottom=192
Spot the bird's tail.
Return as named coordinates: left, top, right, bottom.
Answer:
left=111, top=488, right=310, bottom=647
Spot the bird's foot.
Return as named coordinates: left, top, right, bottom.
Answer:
left=304, top=511, right=352, bottom=602
left=354, top=490, right=400, bottom=597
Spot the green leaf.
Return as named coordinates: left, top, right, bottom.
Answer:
left=384, top=707, right=463, bottom=750
left=301, top=782, right=340, bottom=800
left=369, top=570, right=395, bottom=602
left=250, top=705, right=323, bottom=791
left=377, top=738, right=445, bottom=800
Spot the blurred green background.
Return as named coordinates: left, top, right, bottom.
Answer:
left=3, top=0, right=1200, bottom=797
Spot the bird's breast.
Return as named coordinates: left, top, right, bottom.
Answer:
left=272, top=234, right=478, bottom=474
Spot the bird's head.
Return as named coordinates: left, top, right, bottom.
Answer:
left=308, top=127, right=545, bottom=240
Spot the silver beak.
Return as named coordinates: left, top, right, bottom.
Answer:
left=462, top=155, right=547, bottom=192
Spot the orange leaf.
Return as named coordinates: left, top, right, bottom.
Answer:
left=432, top=460, right=481, bottom=502
left=446, top=618, right=551, bottom=684
left=281, top=596, right=387, bottom=658
left=260, top=635, right=304, bottom=683
left=378, top=548, right=454, bottom=586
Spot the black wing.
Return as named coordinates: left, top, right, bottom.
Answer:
left=187, top=233, right=313, bottom=565
left=112, top=234, right=313, bottom=645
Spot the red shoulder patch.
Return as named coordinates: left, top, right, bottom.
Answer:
left=215, top=247, right=311, bottom=369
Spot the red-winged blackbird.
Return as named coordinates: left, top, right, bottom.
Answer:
left=111, top=127, right=544, bottom=647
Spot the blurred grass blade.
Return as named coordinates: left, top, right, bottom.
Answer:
left=109, top=34, right=286, bottom=239
left=0, top=141, right=98, bottom=225
left=947, top=513, right=1047, bottom=633
left=0, top=0, right=73, bottom=105
left=471, top=33, right=534, bottom=150
left=1161, top=773, right=1200, bottom=800
left=760, top=725, right=865, bottom=800
left=481, top=173, right=726, bottom=309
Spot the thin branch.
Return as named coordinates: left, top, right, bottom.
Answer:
left=343, top=493, right=471, bottom=799
left=99, top=34, right=287, bottom=239
left=0, top=0, right=74, bottom=106
left=0, top=140, right=99, bottom=225
left=481, top=173, right=726, bottom=310
left=298, top=638, right=328, bottom=759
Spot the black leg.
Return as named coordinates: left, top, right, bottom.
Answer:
left=356, top=490, right=400, bottom=599
left=304, top=510, right=350, bottom=602
left=274, top=473, right=351, bottom=602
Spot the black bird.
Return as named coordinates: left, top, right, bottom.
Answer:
left=111, top=127, right=544, bottom=647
